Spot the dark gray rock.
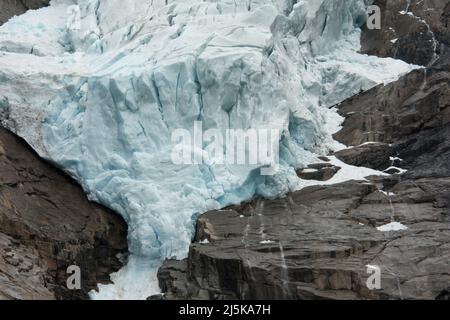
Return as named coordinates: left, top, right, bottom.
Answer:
left=157, top=179, right=450, bottom=300
left=394, top=123, right=450, bottom=179
left=436, top=287, right=450, bottom=300
left=333, top=56, right=450, bottom=179
left=0, top=128, right=128, bottom=300
left=296, top=163, right=341, bottom=181
left=333, top=58, right=450, bottom=147
left=0, top=232, right=53, bottom=299
left=318, top=156, right=331, bottom=162
left=361, top=0, right=450, bottom=66
left=334, top=143, right=394, bottom=171
left=383, top=167, right=402, bottom=175
left=157, top=259, right=191, bottom=299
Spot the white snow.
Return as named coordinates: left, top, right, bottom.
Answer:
left=260, top=240, right=276, bottom=244
left=377, top=222, right=408, bottom=232
left=0, top=0, right=418, bottom=299
left=301, top=168, right=318, bottom=173
left=379, top=190, right=396, bottom=197
left=384, top=166, right=408, bottom=174
left=294, top=156, right=386, bottom=188
left=334, top=141, right=383, bottom=152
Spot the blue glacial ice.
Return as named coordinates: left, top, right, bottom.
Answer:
left=0, top=0, right=417, bottom=299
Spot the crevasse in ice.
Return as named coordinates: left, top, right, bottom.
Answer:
left=0, top=0, right=416, bottom=299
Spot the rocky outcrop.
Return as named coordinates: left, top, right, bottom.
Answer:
left=155, top=177, right=449, bottom=300
left=0, top=0, right=50, bottom=25
left=333, top=53, right=450, bottom=179
left=333, top=55, right=450, bottom=147
left=361, top=0, right=450, bottom=66
left=334, top=143, right=395, bottom=171
left=0, top=127, right=128, bottom=300
left=154, top=0, right=450, bottom=300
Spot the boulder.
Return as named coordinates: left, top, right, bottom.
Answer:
left=296, top=163, right=341, bottom=181
left=334, top=143, right=394, bottom=170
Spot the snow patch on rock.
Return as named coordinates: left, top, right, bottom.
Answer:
left=377, top=222, right=408, bottom=232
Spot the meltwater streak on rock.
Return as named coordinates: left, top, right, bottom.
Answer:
left=0, top=0, right=416, bottom=299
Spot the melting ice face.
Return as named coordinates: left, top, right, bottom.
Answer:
left=0, top=0, right=416, bottom=299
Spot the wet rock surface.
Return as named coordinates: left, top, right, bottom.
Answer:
left=0, top=128, right=128, bottom=299
left=156, top=0, right=450, bottom=300
left=156, top=178, right=449, bottom=300
left=0, top=0, right=50, bottom=25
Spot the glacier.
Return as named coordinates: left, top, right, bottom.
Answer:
left=0, top=0, right=417, bottom=299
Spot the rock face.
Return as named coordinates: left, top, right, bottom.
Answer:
left=361, top=0, right=450, bottom=66
left=0, top=128, right=128, bottom=300
left=333, top=54, right=450, bottom=179
left=154, top=0, right=450, bottom=300
left=155, top=177, right=449, bottom=300
left=333, top=55, right=450, bottom=146
left=0, top=0, right=50, bottom=25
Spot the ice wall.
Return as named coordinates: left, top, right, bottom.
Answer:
left=0, top=0, right=416, bottom=299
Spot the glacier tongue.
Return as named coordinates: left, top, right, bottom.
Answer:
left=0, top=0, right=417, bottom=299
